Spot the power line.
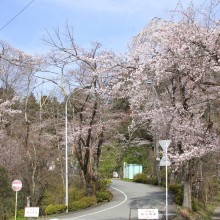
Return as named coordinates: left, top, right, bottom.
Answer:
left=0, top=0, right=37, bottom=33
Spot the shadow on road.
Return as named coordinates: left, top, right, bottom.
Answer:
left=130, top=190, right=175, bottom=209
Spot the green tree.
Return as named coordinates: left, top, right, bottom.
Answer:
left=0, top=166, right=13, bottom=218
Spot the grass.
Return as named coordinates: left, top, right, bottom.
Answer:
left=122, top=178, right=133, bottom=182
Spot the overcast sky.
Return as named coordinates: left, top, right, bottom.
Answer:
left=0, top=0, right=201, bottom=54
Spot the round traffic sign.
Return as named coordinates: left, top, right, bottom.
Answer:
left=12, top=180, right=22, bottom=192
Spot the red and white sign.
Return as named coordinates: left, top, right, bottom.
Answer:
left=12, top=180, right=22, bottom=192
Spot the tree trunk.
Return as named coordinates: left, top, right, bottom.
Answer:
left=85, top=174, right=95, bottom=196
left=148, top=148, right=155, bottom=176
left=118, top=164, right=123, bottom=179
left=116, top=157, right=124, bottom=179
left=80, top=147, right=97, bottom=196
left=182, top=160, right=192, bottom=210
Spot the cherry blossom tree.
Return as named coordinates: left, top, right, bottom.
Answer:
left=113, top=1, right=220, bottom=210
left=0, top=40, right=57, bottom=206
left=0, top=96, right=21, bottom=145
left=44, top=26, right=127, bottom=196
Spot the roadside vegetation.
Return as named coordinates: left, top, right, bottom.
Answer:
left=11, top=178, right=112, bottom=219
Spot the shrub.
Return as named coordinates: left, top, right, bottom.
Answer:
left=40, top=206, right=46, bottom=216
left=192, top=199, right=199, bottom=212
left=79, top=196, right=97, bottom=206
left=96, top=190, right=112, bottom=203
left=133, top=173, right=147, bottom=183
left=68, top=201, right=83, bottom=212
left=191, top=198, right=206, bottom=212
left=145, top=176, right=158, bottom=185
left=17, top=209, right=24, bottom=218
left=96, top=177, right=112, bottom=190
left=69, top=188, right=85, bottom=201
left=41, top=189, right=64, bottom=206
left=68, top=196, right=96, bottom=212
left=44, top=204, right=66, bottom=215
left=169, top=184, right=183, bottom=206
left=133, top=173, right=158, bottom=185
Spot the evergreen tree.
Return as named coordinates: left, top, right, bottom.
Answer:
left=0, top=166, right=13, bottom=218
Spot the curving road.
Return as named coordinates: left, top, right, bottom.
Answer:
left=50, top=179, right=176, bottom=220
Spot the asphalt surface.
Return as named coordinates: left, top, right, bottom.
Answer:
left=213, top=207, right=220, bottom=220
left=48, top=179, right=176, bottom=220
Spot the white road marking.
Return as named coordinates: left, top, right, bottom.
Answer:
left=62, top=185, right=128, bottom=220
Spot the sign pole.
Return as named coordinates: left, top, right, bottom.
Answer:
left=165, top=142, right=168, bottom=220
left=159, top=140, right=171, bottom=220
left=15, top=191, right=18, bottom=220
left=12, top=179, right=22, bottom=220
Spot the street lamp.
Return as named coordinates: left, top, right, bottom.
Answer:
left=65, top=91, right=77, bottom=213
left=65, top=94, right=70, bottom=212
left=65, top=86, right=90, bottom=212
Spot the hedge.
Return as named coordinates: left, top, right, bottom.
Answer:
left=68, top=196, right=96, bottom=212
left=133, top=173, right=158, bottom=185
left=96, top=190, right=112, bottom=203
left=44, top=204, right=66, bottom=215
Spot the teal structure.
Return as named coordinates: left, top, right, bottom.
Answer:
left=123, top=162, right=143, bottom=179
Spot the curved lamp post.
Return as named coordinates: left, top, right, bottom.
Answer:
left=65, top=94, right=70, bottom=212
left=65, top=91, right=77, bottom=212
left=65, top=86, right=90, bottom=212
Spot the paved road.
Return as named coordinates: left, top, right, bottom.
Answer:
left=213, top=207, right=220, bottom=220
left=49, top=179, right=176, bottom=220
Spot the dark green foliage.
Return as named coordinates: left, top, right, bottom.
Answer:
left=99, top=144, right=152, bottom=178
left=0, top=87, right=15, bottom=101
left=145, top=176, right=158, bottom=185
left=133, top=173, right=147, bottom=183
left=69, top=188, right=85, bottom=201
left=169, top=184, right=183, bottom=206
left=133, top=173, right=158, bottom=185
left=111, top=98, right=130, bottom=112
left=96, top=177, right=112, bottom=191
left=68, top=196, right=97, bottom=212
left=42, top=187, right=86, bottom=207
left=41, top=95, right=61, bottom=120
left=192, top=198, right=200, bottom=212
left=44, top=204, right=66, bottom=215
left=42, top=187, right=112, bottom=215
left=99, top=145, right=118, bottom=178
left=0, top=166, right=14, bottom=218
left=41, top=188, right=65, bottom=206
left=96, top=190, right=112, bottom=203
left=17, top=209, right=24, bottom=218
left=123, top=146, right=151, bottom=174
left=123, top=147, right=145, bottom=164
left=25, top=93, right=39, bottom=121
